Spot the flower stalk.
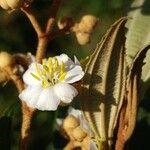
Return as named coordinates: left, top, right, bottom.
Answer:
left=19, top=0, right=62, bottom=149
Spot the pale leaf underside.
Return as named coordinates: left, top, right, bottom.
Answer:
left=81, top=17, right=127, bottom=146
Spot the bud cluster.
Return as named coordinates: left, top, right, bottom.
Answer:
left=0, top=0, right=32, bottom=11
left=0, top=51, right=15, bottom=82
left=73, top=15, right=98, bottom=45
left=63, top=115, right=88, bottom=142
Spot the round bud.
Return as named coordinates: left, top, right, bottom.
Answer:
left=63, top=115, right=80, bottom=129
left=0, top=0, right=10, bottom=10
left=79, top=15, right=98, bottom=33
left=0, top=52, right=15, bottom=69
left=82, top=136, right=91, bottom=149
left=0, top=0, right=24, bottom=10
left=72, top=126, right=87, bottom=142
left=23, top=0, right=33, bottom=8
left=7, top=0, right=23, bottom=9
left=57, top=16, right=73, bottom=30
left=76, top=32, right=90, bottom=45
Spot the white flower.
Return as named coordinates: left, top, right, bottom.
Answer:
left=19, top=54, right=84, bottom=111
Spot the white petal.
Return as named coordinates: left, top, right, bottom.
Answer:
left=54, top=83, right=78, bottom=103
left=64, top=65, right=84, bottom=83
left=74, top=56, right=81, bottom=65
left=36, top=87, right=60, bottom=111
left=79, top=114, right=93, bottom=136
left=56, top=54, right=75, bottom=70
left=27, top=53, right=36, bottom=63
left=23, top=63, right=42, bottom=86
left=68, top=106, right=81, bottom=119
left=56, top=54, right=70, bottom=63
left=68, top=107, right=93, bottom=135
left=56, top=118, right=63, bottom=130
left=19, top=85, right=42, bottom=108
left=89, top=140, right=98, bottom=150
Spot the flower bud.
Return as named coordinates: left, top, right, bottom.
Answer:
left=57, top=16, right=73, bottom=30
left=79, top=15, right=98, bottom=33
left=0, top=0, right=24, bottom=10
left=72, top=126, right=87, bottom=142
left=76, top=32, right=90, bottom=45
left=23, top=0, right=33, bottom=8
left=0, top=0, right=10, bottom=10
left=63, top=115, right=80, bottom=129
left=0, top=52, right=15, bottom=69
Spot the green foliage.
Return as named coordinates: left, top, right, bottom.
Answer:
left=0, top=83, right=19, bottom=117
left=0, top=117, right=11, bottom=150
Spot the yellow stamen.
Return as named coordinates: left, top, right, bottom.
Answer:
left=42, top=59, right=46, bottom=65
left=59, top=72, right=67, bottom=81
left=48, top=57, right=53, bottom=72
left=42, top=79, right=47, bottom=88
left=43, top=65, right=49, bottom=75
left=60, top=61, right=65, bottom=74
left=35, top=63, right=42, bottom=76
left=31, top=73, right=41, bottom=81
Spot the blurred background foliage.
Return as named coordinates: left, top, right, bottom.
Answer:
left=0, top=0, right=149, bottom=149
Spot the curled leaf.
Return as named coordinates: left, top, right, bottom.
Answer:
left=115, top=44, right=150, bottom=150
left=81, top=17, right=127, bottom=148
left=125, top=0, right=150, bottom=98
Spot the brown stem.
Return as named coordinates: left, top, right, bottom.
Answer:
left=22, top=0, right=62, bottom=63
left=63, top=141, right=81, bottom=150
left=36, top=0, right=62, bottom=63
left=13, top=53, right=30, bottom=70
left=36, top=36, right=49, bottom=63
left=9, top=72, right=35, bottom=150
left=20, top=102, right=35, bottom=150
left=46, top=0, right=62, bottom=34
left=18, top=1, right=62, bottom=149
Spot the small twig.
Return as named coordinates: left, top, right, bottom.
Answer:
left=46, top=0, right=62, bottom=34
left=13, top=53, right=30, bottom=70
left=36, top=0, right=62, bottom=63
left=63, top=141, right=81, bottom=150
left=21, top=7, right=43, bottom=37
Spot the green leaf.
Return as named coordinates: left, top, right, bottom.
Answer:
left=0, top=83, right=19, bottom=118
left=125, top=0, right=150, bottom=98
left=81, top=17, right=127, bottom=147
left=0, top=117, right=11, bottom=150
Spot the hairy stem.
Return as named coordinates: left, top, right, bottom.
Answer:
left=46, top=0, right=62, bottom=34
left=10, top=73, right=34, bottom=150
left=36, top=0, right=62, bottom=63
left=36, top=36, right=49, bottom=63
left=19, top=1, right=62, bottom=149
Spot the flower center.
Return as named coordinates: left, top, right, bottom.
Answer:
left=31, top=57, right=67, bottom=88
